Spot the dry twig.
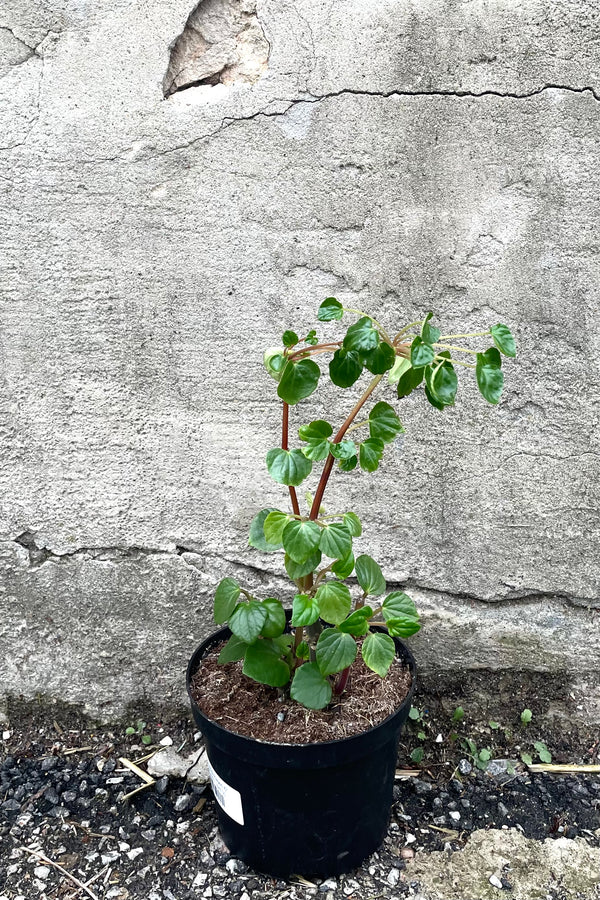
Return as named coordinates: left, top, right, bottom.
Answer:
left=19, top=846, right=100, bottom=900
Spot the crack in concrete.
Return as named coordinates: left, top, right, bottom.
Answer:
left=137, top=82, right=600, bottom=163
left=9, top=538, right=598, bottom=610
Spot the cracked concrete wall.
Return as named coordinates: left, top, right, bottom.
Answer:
left=1, top=0, right=599, bottom=720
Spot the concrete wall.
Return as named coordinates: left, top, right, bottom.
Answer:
left=1, top=0, right=599, bottom=721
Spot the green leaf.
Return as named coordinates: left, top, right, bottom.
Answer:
left=410, top=336, right=436, bottom=368
left=397, top=364, right=424, bottom=398
left=476, top=346, right=504, bottom=405
left=298, top=420, right=333, bottom=461
left=319, top=523, right=352, bottom=559
left=317, top=296, right=344, bottom=321
left=361, top=632, right=396, bottom=676
left=329, top=348, right=363, bottom=388
left=263, top=349, right=286, bottom=381
left=408, top=706, right=420, bottom=721
left=520, top=708, right=532, bottom=725
left=359, top=438, right=384, bottom=472
left=520, top=751, right=533, bottom=766
left=338, top=455, right=358, bottom=472
left=362, top=341, right=395, bottom=375
left=427, top=360, right=458, bottom=407
left=291, top=593, right=320, bottom=627
left=290, top=662, right=332, bottom=710
left=282, top=330, right=299, bottom=347
left=343, top=316, right=379, bottom=352
left=355, top=554, right=386, bottom=596
left=141, top=735, right=152, bottom=745
left=424, top=383, right=444, bottom=410
left=331, top=550, right=355, bottom=578
left=382, top=591, right=418, bottom=622
left=421, top=312, right=441, bottom=345
left=316, top=628, right=357, bottom=676
left=285, top=549, right=322, bottom=579
left=248, top=508, right=281, bottom=552
left=386, top=616, right=421, bottom=637
left=410, top=747, right=424, bottom=764
left=229, top=601, right=268, bottom=643
left=260, top=598, right=286, bottom=638
left=266, top=449, right=312, bottom=486
left=277, top=359, right=321, bottom=405
left=491, top=323, right=516, bottom=357
left=343, top=512, right=362, bottom=537
left=282, top=519, right=321, bottom=563
left=214, top=577, right=240, bottom=624
left=329, top=440, right=357, bottom=460
left=263, top=510, right=290, bottom=545
left=369, top=401, right=404, bottom=443
left=125, top=726, right=136, bottom=735
left=338, top=606, right=373, bottom=636
left=218, top=634, right=249, bottom=663
left=303, top=329, right=318, bottom=345
left=478, top=748, right=491, bottom=762
left=296, top=640, right=310, bottom=660
left=314, top=580, right=352, bottom=625
left=452, top=706, right=465, bottom=723
left=243, top=639, right=290, bottom=687
left=388, top=356, right=411, bottom=385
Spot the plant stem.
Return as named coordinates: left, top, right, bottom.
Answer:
left=434, top=343, right=479, bottom=355
left=309, top=375, right=383, bottom=521
left=333, top=666, right=351, bottom=695
left=282, top=402, right=300, bottom=517
left=393, top=321, right=424, bottom=342
left=288, top=342, right=342, bottom=361
left=439, top=331, right=491, bottom=340
left=435, top=355, right=476, bottom=369
left=344, top=419, right=369, bottom=435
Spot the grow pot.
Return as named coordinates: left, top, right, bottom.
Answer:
left=186, top=619, right=416, bottom=878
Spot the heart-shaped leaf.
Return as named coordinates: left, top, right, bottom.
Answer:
left=410, top=336, right=435, bottom=368
left=343, top=512, right=362, bottom=537
left=329, top=440, right=357, bottom=460
left=476, top=347, right=504, bottom=404
left=338, top=606, right=373, bottom=636
left=316, top=628, right=357, bottom=676
left=359, top=438, right=384, bottom=472
left=382, top=591, right=418, bottom=622
left=266, top=449, right=312, bottom=486
left=369, top=402, right=404, bottom=443
left=317, top=297, right=344, bottom=321
left=242, top=639, right=290, bottom=687
left=291, top=593, right=320, bottom=627
left=314, top=580, right=352, bottom=625
left=397, top=364, right=424, bottom=398
left=329, top=348, right=363, bottom=387
left=214, top=577, right=240, bottom=624
left=282, top=519, right=322, bottom=563
left=248, top=508, right=281, bottom=552
left=319, top=523, right=352, bottom=559
left=299, top=420, right=333, bottom=461
left=361, top=632, right=396, bottom=676
left=277, top=358, right=321, bottom=405
left=343, top=316, right=380, bottom=352
left=229, top=601, right=268, bottom=643
left=421, top=312, right=440, bottom=345
left=285, top=549, right=322, bottom=580
left=362, top=341, right=395, bottom=374
left=290, top=662, right=332, bottom=709
left=260, top=598, right=287, bottom=638
left=491, top=323, right=516, bottom=358
left=217, top=634, right=248, bottom=663
left=263, top=510, right=290, bottom=545
left=355, top=554, right=386, bottom=596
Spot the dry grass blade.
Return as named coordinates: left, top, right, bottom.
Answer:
left=395, top=768, right=420, bottom=779
left=121, top=781, right=156, bottom=802
left=118, top=756, right=154, bottom=784
left=527, top=763, right=600, bottom=773
left=63, top=747, right=93, bottom=755
left=292, top=875, right=318, bottom=887
left=19, top=846, right=100, bottom=900
left=428, top=825, right=460, bottom=837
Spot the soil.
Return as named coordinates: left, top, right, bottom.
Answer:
left=190, top=640, right=412, bottom=743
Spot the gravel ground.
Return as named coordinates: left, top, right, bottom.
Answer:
left=1, top=713, right=599, bottom=900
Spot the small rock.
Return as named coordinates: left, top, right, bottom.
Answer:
left=147, top=748, right=209, bottom=784
left=449, top=811, right=461, bottom=821
left=498, top=802, right=509, bottom=818
left=141, top=830, right=156, bottom=842
left=489, top=874, right=503, bottom=889
left=487, top=759, right=516, bottom=778
left=400, top=847, right=415, bottom=859
left=62, top=791, right=77, bottom=804
left=1, top=800, right=20, bottom=812
left=405, top=833, right=416, bottom=844
left=387, top=867, right=400, bottom=886
left=33, top=866, right=50, bottom=879
left=159, top=736, right=173, bottom=747
left=435, top=733, right=443, bottom=743
left=101, top=851, right=120, bottom=865
left=155, top=776, right=169, bottom=795
left=458, top=759, right=472, bottom=775
left=193, top=873, right=208, bottom=886
left=41, top=757, right=57, bottom=772
left=174, top=794, right=192, bottom=812
left=319, top=879, right=337, bottom=892
left=127, top=848, right=144, bottom=861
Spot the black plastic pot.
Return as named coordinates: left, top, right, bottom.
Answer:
left=186, top=620, right=416, bottom=877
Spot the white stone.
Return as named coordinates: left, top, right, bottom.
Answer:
left=147, top=748, right=210, bottom=783
left=33, top=866, right=50, bottom=879
left=159, top=736, right=173, bottom=746
left=489, top=874, right=503, bottom=889
left=127, top=848, right=144, bottom=861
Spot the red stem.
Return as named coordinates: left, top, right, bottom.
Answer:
left=309, top=375, right=383, bottom=521
left=282, top=402, right=300, bottom=517
left=334, top=666, right=351, bottom=695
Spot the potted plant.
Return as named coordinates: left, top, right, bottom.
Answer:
left=187, top=298, right=516, bottom=876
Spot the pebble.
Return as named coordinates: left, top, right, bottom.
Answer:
left=41, top=757, right=57, bottom=772
left=489, top=874, right=503, bottom=889
left=160, top=736, right=174, bottom=747
left=449, top=811, right=461, bottom=821
left=174, top=794, right=192, bottom=812
left=319, top=879, right=337, bottom=892
left=387, top=867, right=400, bottom=886
left=33, top=866, right=50, bottom=879
left=127, top=848, right=144, bottom=861
left=458, top=759, right=472, bottom=775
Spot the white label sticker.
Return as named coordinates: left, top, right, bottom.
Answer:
left=207, top=758, right=244, bottom=826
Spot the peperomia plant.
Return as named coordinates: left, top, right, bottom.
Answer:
left=213, top=299, right=516, bottom=710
